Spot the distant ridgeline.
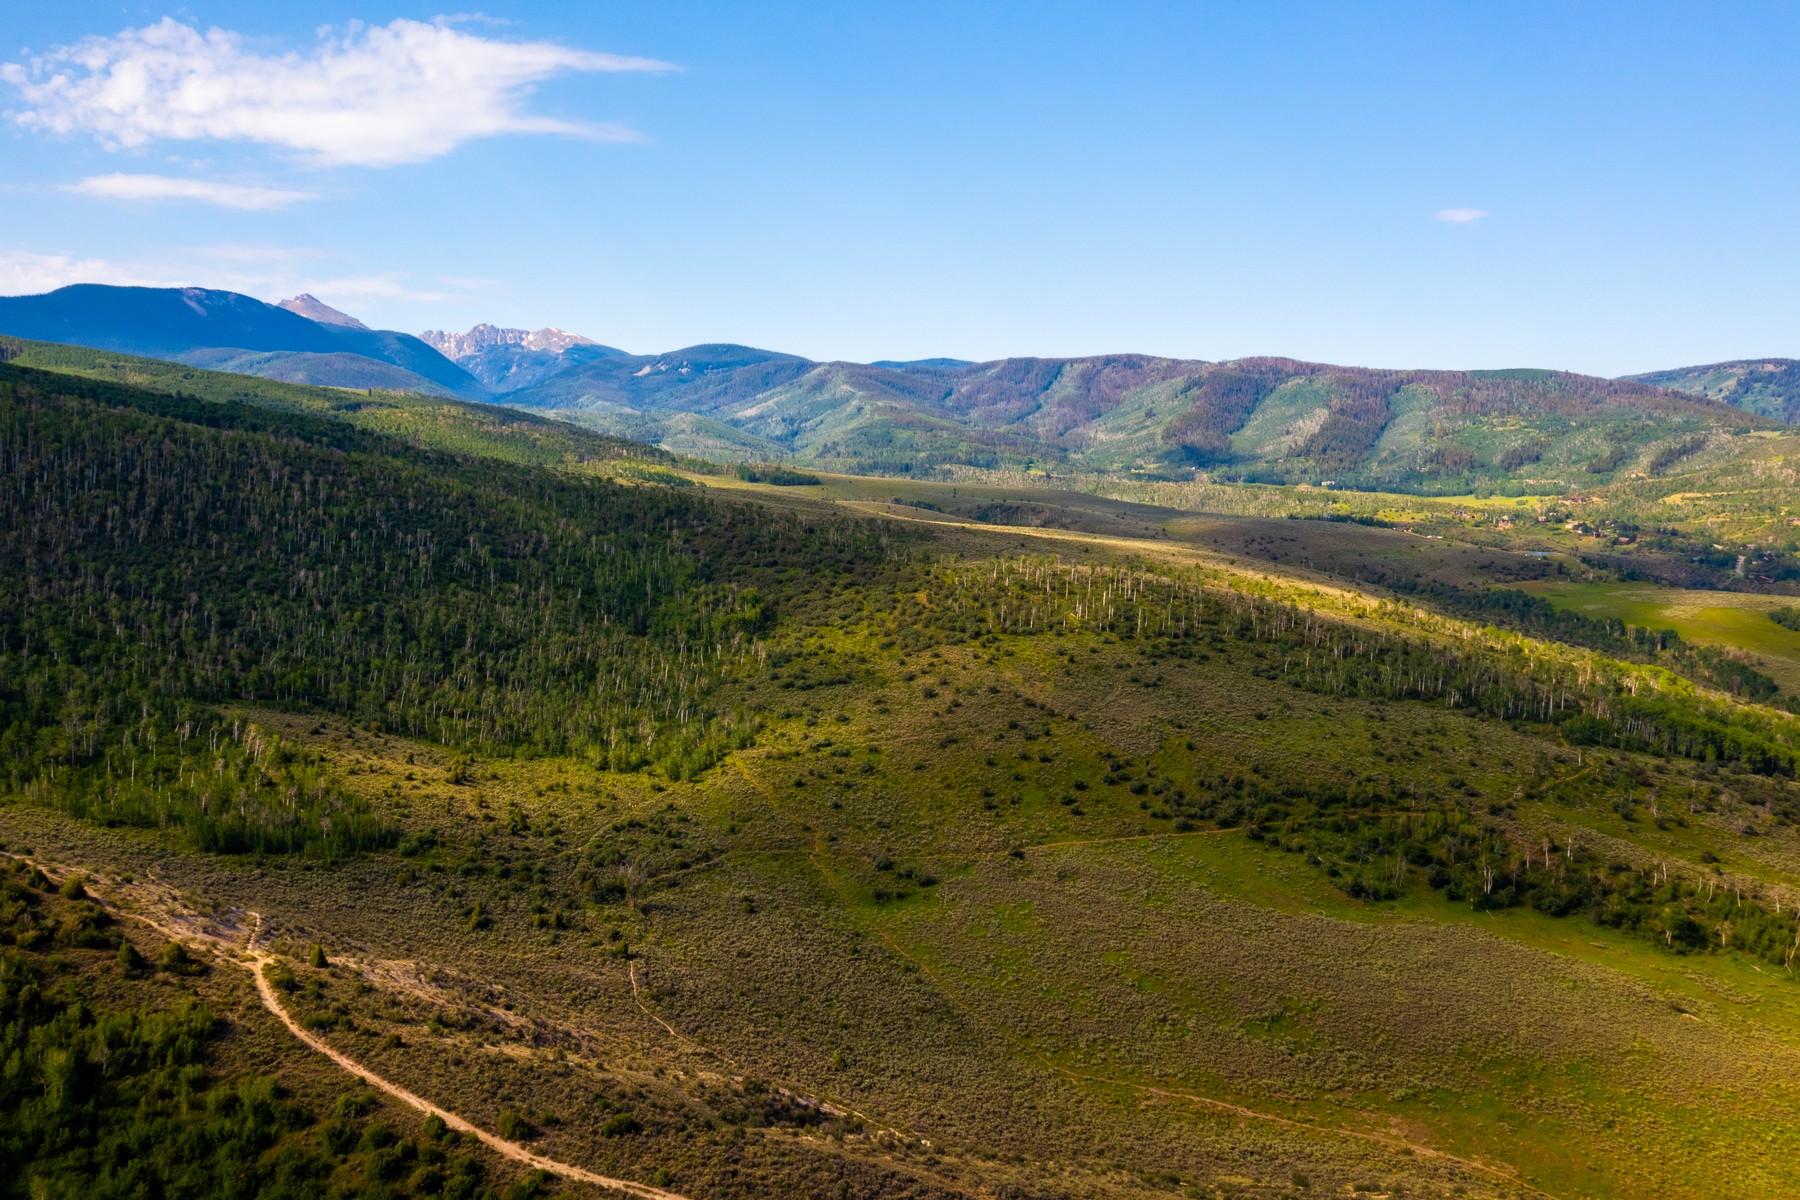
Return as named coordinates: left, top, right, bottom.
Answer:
left=0, top=363, right=896, bottom=855
left=497, top=348, right=1771, bottom=491
left=0, top=285, right=1785, bottom=493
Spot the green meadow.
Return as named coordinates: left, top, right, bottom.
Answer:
left=1522, top=580, right=1800, bottom=690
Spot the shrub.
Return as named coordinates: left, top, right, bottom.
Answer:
left=497, top=1107, right=534, bottom=1140
left=600, top=1112, right=642, bottom=1137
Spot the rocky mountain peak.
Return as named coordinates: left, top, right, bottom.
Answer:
left=419, top=323, right=601, bottom=362
left=276, top=294, right=370, bottom=331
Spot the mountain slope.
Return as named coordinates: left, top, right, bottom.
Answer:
left=176, top=347, right=459, bottom=395
left=421, top=321, right=627, bottom=392
left=0, top=335, right=684, bottom=477
left=515, top=342, right=815, bottom=411
left=511, top=349, right=1767, bottom=491
left=0, top=284, right=485, bottom=399
left=277, top=292, right=370, bottom=329
left=1628, top=358, right=1800, bottom=422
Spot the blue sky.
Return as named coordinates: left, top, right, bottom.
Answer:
left=1, top=2, right=1795, bottom=374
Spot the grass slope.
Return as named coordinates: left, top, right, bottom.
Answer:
left=0, top=857, right=546, bottom=1200
left=13, top=368, right=1800, bottom=1196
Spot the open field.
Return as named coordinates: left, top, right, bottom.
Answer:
left=1521, top=580, right=1800, bottom=691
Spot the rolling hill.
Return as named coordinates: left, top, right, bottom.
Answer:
left=13, top=357, right=1800, bottom=1197
left=506, top=348, right=1769, bottom=492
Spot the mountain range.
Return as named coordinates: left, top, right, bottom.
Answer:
left=420, top=321, right=626, bottom=392
left=0, top=285, right=482, bottom=398
left=0, top=282, right=1790, bottom=492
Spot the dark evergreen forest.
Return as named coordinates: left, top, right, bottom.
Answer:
left=0, top=365, right=893, bottom=854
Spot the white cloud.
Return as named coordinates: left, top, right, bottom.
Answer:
left=1434, top=208, right=1491, bottom=224
left=68, top=173, right=316, bottom=210
left=1, top=17, right=675, bottom=168
left=0, top=250, right=181, bottom=294
left=0, top=244, right=467, bottom=312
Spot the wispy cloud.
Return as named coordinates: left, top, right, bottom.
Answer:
left=0, top=244, right=469, bottom=311
left=68, top=173, right=316, bottom=210
left=1434, top=208, right=1491, bottom=224
left=1, top=17, right=676, bottom=168
left=0, top=250, right=180, bottom=294
left=304, top=274, right=453, bottom=303
left=180, top=243, right=331, bottom=265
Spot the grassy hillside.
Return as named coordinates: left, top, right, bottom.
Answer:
left=0, top=857, right=538, bottom=1200
left=13, top=365, right=1800, bottom=1197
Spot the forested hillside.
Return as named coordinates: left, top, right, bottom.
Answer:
left=0, top=337, right=689, bottom=478
left=0, top=363, right=889, bottom=853
left=13, top=359, right=1800, bottom=1198
left=509, top=347, right=1765, bottom=490
left=1629, top=358, right=1800, bottom=422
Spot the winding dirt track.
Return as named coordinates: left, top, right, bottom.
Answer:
left=5, top=854, right=691, bottom=1200
left=242, top=916, right=693, bottom=1200
left=627, top=960, right=705, bottom=1052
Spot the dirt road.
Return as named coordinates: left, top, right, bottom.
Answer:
left=242, top=917, right=691, bottom=1200
left=7, top=853, right=691, bottom=1200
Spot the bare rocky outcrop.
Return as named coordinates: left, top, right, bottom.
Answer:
left=277, top=293, right=370, bottom=330
left=420, top=322, right=599, bottom=361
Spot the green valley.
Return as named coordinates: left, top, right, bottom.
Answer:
left=10, top=346, right=1800, bottom=1200
left=7, top=2, right=1800, bottom=1195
